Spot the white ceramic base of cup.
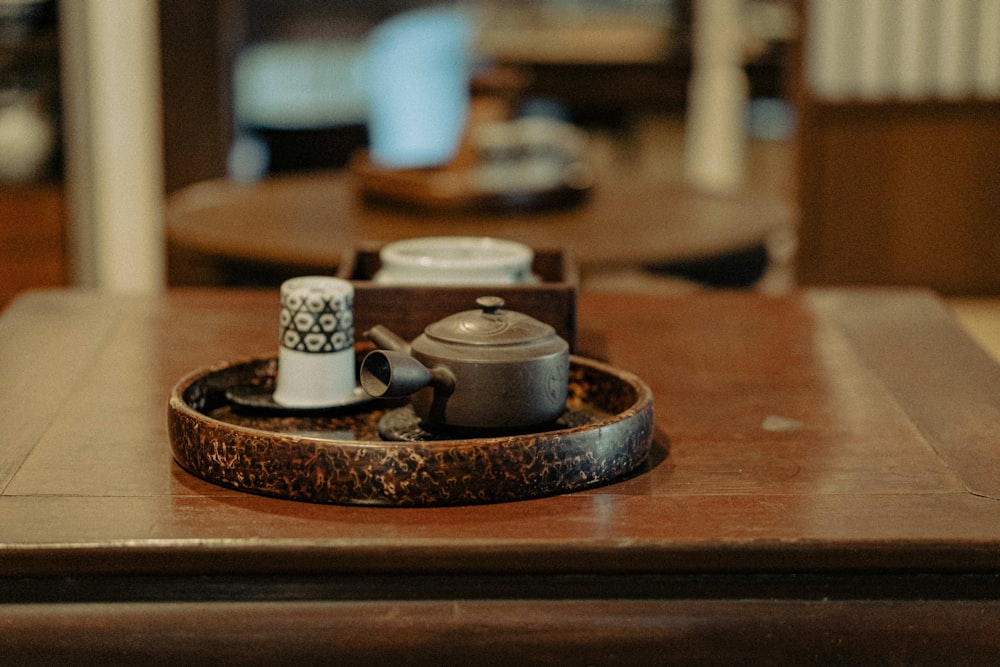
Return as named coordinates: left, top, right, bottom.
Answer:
left=273, top=347, right=356, bottom=408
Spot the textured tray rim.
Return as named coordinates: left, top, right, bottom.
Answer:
left=167, top=354, right=654, bottom=506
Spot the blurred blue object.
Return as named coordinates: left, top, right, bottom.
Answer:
left=227, top=132, right=270, bottom=183
left=364, top=6, right=472, bottom=169
left=747, top=97, right=796, bottom=141
left=232, top=40, right=368, bottom=130
left=518, top=97, right=571, bottom=122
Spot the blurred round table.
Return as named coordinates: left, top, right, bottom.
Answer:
left=166, top=166, right=794, bottom=286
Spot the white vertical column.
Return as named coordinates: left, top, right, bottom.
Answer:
left=807, top=0, right=852, bottom=99
left=974, top=0, right=1000, bottom=97
left=59, top=0, right=165, bottom=293
left=936, top=0, right=975, bottom=98
left=683, top=0, right=747, bottom=194
left=858, top=0, right=892, bottom=99
left=895, top=0, right=934, bottom=99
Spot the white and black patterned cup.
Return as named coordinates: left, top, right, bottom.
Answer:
left=273, top=276, right=355, bottom=407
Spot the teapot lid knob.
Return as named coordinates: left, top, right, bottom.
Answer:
left=476, top=296, right=505, bottom=314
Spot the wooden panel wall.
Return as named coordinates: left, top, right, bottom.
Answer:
left=795, top=100, right=1000, bottom=294
left=793, top=0, right=1000, bottom=295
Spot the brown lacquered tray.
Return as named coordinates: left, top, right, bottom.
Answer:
left=167, top=353, right=654, bottom=506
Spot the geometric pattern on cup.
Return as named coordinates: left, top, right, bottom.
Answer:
left=279, top=290, right=354, bottom=354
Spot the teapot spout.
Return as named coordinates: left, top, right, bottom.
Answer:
left=364, top=324, right=410, bottom=354
left=360, top=349, right=454, bottom=399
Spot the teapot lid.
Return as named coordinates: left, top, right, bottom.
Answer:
left=424, top=296, right=556, bottom=346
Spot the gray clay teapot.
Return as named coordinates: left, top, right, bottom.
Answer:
left=360, top=296, right=569, bottom=431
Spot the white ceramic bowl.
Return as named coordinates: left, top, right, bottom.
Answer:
left=374, top=236, right=534, bottom=285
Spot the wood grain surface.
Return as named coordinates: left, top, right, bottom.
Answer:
left=4, top=287, right=1000, bottom=659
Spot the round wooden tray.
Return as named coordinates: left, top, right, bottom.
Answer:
left=167, top=354, right=653, bottom=506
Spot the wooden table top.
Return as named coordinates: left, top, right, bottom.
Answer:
left=165, top=167, right=793, bottom=271
left=3, top=286, right=1000, bottom=580
left=8, top=286, right=1000, bottom=661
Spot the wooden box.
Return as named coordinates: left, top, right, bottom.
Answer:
left=338, top=246, right=578, bottom=350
